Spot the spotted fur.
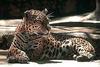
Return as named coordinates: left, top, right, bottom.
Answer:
left=7, top=9, right=95, bottom=63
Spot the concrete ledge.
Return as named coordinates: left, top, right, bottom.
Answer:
left=50, top=21, right=100, bottom=28
left=0, top=19, right=100, bottom=27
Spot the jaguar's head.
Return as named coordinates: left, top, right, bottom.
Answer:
left=23, top=9, right=51, bottom=34
left=24, top=9, right=49, bottom=23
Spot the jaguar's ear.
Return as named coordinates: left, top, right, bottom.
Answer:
left=42, top=8, right=48, bottom=14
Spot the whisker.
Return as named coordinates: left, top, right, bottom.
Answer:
left=47, top=12, right=54, bottom=18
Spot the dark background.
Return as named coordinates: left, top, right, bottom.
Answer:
left=0, top=0, right=95, bottom=19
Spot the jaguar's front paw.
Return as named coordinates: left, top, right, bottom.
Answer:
left=7, top=56, right=29, bottom=63
left=7, top=56, right=17, bottom=63
left=17, top=56, right=29, bottom=63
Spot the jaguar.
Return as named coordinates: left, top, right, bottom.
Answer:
left=7, top=9, right=95, bottom=63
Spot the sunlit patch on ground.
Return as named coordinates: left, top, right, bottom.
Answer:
left=0, top=60, right=100, bottom=67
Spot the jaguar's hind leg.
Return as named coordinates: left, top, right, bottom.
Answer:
left=7, top=46, right=29, bottom=63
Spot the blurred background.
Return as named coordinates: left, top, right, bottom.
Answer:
left=0, top=0, right=95, bottom=19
